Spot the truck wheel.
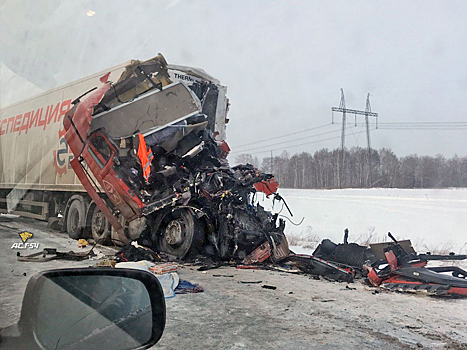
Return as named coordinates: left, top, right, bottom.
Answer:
left=66, top=199, right=86, bottom=239
left=158, top=209, right=204, bottom=259
left=91, top=206, right=110, bottom=244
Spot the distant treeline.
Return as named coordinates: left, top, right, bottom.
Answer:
left=234, top=148, right=467, bottom=189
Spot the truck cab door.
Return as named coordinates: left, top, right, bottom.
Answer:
left=83, top=131, right=143, bottom=221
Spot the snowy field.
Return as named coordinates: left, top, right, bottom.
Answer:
left=257, top=188, right=467, bottom=254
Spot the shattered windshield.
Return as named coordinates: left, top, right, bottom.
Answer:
left=1, top=1, right=467, bottom=349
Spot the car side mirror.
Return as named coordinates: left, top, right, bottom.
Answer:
left=0, top=267, right=165, bottom=350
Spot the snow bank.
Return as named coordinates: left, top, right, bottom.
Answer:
left=256, top=188, right=467, bottom=253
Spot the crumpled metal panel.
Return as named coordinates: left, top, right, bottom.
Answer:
left=89, top=82, right=202, bottom=139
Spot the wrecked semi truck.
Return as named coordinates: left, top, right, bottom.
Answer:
left=1, top=54, right=288, bottom=260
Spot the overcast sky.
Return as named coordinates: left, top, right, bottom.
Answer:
left=1, top=0, right=466, bottom=159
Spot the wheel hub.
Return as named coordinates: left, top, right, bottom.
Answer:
left=92, top=211, right=105, bottom=235
left=165, top=220, right=183, bottom=245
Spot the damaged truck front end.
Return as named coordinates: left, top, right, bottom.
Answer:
left=64, top=53, right=287, bottom=260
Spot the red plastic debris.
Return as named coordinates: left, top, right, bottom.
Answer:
left=236, top=265, right=260, bottom=270
left=367, top=268, right=382, bottom=286
left=385, top=250, right=399, bottom=271
left=100, top=72, right=111, bottom=83
left=218, top=140, right=230, bottom=158
left=243, top=242, right=271, bottom=265
left=254, top=178, right=279, bottom=196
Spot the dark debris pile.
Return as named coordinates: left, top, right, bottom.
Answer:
left=117, top=113, right=288, bottom=262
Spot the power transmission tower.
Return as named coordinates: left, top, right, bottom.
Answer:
left=365, top=93, right=373, bottom=185
left=337, top=89, right=346, bottom=188
left=338, top=89, right=346, bottom=152
left=332, top=89, right=378, bottom=187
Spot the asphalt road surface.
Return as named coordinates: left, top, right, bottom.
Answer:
left=1, top=216, right=466, bottom=349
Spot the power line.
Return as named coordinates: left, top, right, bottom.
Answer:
left=240, top=135, right=343, bottom=156
left=234, top=128, right=376, bottom=156
left=231, top=128, right=342, bottom=154
left=378, top=122, right=467, bottom=124
left=234, top=123, right=333, bottom=149
left=356, top=121, right=467, bottom=130
left=379, top=127, right=467, bottom=130
left=378, top=123, right=467, bottom=128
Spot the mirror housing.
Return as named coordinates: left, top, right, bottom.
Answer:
left=0, top=267, right=165, bottom=349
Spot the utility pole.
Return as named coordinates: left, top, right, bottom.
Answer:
left=270, top=150, right=273, bottom=174
left=339, top=89, right=346, bottom=188
left=339, top=89, right=346, bottom=152
left=365, top=93, right=372, bottom=186
left=332, top=90, right=378, bottom=187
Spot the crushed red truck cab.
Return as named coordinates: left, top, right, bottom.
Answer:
left=64, top=82, right=144, bottom=239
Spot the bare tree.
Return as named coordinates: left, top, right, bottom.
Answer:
left=233, top=149, right=466, bottom=190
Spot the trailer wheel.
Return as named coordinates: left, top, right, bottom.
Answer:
left=66, top=199, right=86, bottom=239
left=91, top=206, right=110, bottom=244
left=158, top=209, right=204, bottom=259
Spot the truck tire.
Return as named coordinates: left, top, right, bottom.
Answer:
left=158, top=209, right=204, bottom=259
left=90, top=206, right=110, bottom=244
left=66, top=199, right=86, bottom=239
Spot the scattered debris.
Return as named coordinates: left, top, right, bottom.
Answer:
left=95, top=259, right=116, bottom=268
left=236, top=265, right=260, bottom=270
left=196, top=259, right=225, bottom=271
left=313, top=228, right=375, bottom=275
left=243, top=242, right=272, bottom=265
left=281, top=254, right=355, bottom=283
left=10, top=270, right=27, bottom=277
left=343, top=285, right=357, bottom=291
left=17, top=247, right=96, bottom=262
left=270, top=265, right=301, bottom=273
left=367, top=233, right=467, bottom=297
left=405, top=324, right=423, bottom=330
left=240, top=281, right=262, bottom=284
left=213, top=274, right=234, bottom=278
left=150, top=262, right=178, bottom=275
left=175, top=280, right=204, bottom=294
left=110, top=225, right=467, bottom=299
left=261, top=285, right=277, bottom=290
left=115, top=260, right=180, bottom=298
left=78, top=238, right=88, bottom=248
left=116, top=242, right=162, bottom=262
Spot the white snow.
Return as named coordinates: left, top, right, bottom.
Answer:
left=257, top=188, right=467, bottom=253
left=288, top=245, right=314, bottom=255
